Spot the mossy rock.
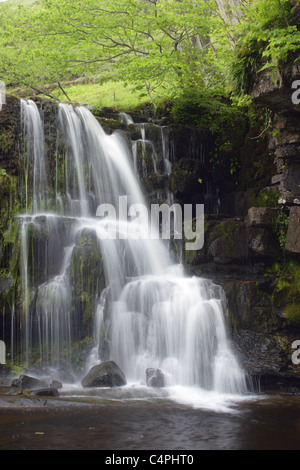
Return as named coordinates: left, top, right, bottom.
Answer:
left=170, top=158, right=208, bottom=205
left=141, top=174, right=168, bottom=193
left=70, top=241, right=105, bottom=339
left=208, top=219, right=249, bottom=265
left=267, top=261, right=300, bottom=324
left=95, top=116, right=127, bottom=134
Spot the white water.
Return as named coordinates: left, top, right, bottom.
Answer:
left=17, top=99, right=249, bottom=407
left=21, top=99, right=48, bottom=213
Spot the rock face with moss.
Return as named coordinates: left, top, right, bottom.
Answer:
left=251, top=51, right=300, bottom=205
left=167, top=72, right=300, bottom=388
left=71, top=228, right=105, bottom=340
left=0, top=91, right=300, bottom=390
left=0, top=95, right=22, bottom=348
left=286, top=207, right=300, bottom=254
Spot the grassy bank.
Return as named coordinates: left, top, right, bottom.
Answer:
left=55, top=81, right=167, bottom=110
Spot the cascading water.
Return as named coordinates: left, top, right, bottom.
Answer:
left=21, top=99, right=49, bottom=213
left=16, top=99, right=249, bottom=406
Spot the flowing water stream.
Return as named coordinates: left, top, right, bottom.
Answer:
left=14, top=99, right=251, bottom=410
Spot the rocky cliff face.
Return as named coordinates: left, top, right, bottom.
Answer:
left=0, top=91, right=299, bottom=390
left=208, top=60, right=300, bottom=389
left=0, top=94, right=20, bottom=175
left=95, top=94, right=300, bottom=390
left=0, top=95, right=22, bottom=345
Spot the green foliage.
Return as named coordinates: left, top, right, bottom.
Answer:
left=0, top=0, right=298, bottom=105
left=230, top=38, right=265, bottom=97
left=256, top=188, right=281, bottom=208
left=171, top=87, right=247, bottom=180
left=274, top=209, right=290, bottom=251
left=229, top=0, right=300, bottom=96
left=267, top=261, right=300, bottom=323
left=0, top=0, right=227, bottom=104
left=171, top=88, right=243, bottom=133
left=54, top=80, right=167, bottom=110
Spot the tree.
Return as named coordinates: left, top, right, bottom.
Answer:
left=0, top=0, right=233, bottom=103
left=0, top=0, right=297, bottom=105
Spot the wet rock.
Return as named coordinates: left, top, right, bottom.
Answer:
left=286, top=206, right=300, bottom=255
left=232, top=330, right=289, bottom=386
left=248, top=227, right=281, bottom=260
left=81, top=361, right=127, bottom=388
left=11, top=375, right=45, bottom=390
left=50, top=380, right=63, bottom=389
left=170, top=158, right=209, bottom=206
left=257, top=373, right=300, bottom=393
left=0, top=278, right=13, bottom=295
left=248, top=207, right=279, bottom=228
left=70, top=242, right=105, bottom=339
left=251, top=62, right=300, bottom=114
left=0, top=94, right=21, bottom=174
left=30, top=388, right=60, bottom=398
left=207, top=219, right=248, bottom=265
left=146, top=368, right=166, bottom=388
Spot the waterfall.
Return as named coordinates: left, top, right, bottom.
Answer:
left=21, top=99, right=48, bottom=213
left=16, top=99, right=248, bottom=398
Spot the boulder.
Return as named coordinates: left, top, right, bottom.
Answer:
left=31, top=388, right=60, bottom=398
left=207, top=219, right=248, bottom=265
left=50, top=380, right=63, bottom=389
left=248, top=207, right=279, bottom=228
left=248, top=227, right=281, bottom=259
left=11, top=375, right=44, bottom=390
left=81, top=361, right=126, bottom=388
left=146, top=368, right=166, bottom=388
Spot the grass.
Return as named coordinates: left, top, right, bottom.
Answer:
left=6, top=0, right=35, bottom=5
left=55, top=81, right=153, bottom=110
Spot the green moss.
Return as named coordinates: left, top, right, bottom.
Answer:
left=69, top=337, right=94, bottom=372
left=141, top=174, right=168, bottom=193
left=229, top=0, right=296, bottom=97
left=0, top=132, right=8, bottom=152
left=77, top=232, right=97, bottom=247
left=266, top=261, right=300, bottom=324
left=70, top=241, right=105, bottom=338
left=256, top=188, right=281, bottom=208
left=170, top=158, right=208, bottom=205
left=0, top=126, right=16, bottom=157
left=273, top=210, right=289, bottom=252
left=285, top=304, right=300, bottom=323
left=0, top=167, right=21, bottom=280
left=210, top=220, right=241, bottom=244
left=171, top=88, right=246, bottom=136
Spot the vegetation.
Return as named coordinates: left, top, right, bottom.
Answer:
left=54, top=81, right=166, bottom=109
left=0, top=0, right=298, bottom=109
left=266, top=261, right=300, bottom=323
left=230, top=0, right=300, bottom=96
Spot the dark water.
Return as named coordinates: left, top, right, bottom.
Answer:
left=0, top=392, right=299, bottom=450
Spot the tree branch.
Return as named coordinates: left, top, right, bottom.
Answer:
left=277, top=0, right=290, bottom=27
left=57, top=82, right=72, bottom=101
